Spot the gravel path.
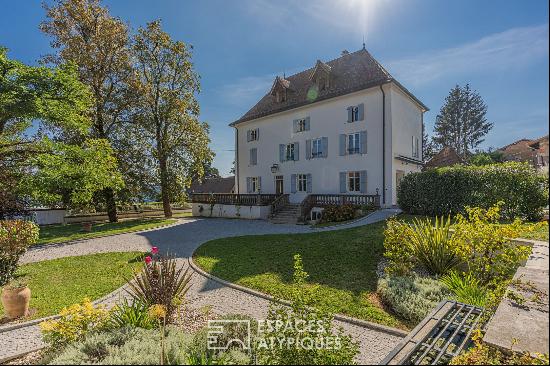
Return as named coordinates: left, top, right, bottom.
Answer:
left=4, top=209, right=402, bottom=364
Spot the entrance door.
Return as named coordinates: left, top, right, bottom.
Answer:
left=275, top=175, right=284, bottom=194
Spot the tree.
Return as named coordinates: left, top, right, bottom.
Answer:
left=41, top=0, right=136, bottom=222
left=0, top=47, right=121, bottom=214
left=422, top=122, right=437, bottom=162
left=469, top=149, right=506, bottom=166
left=132, top=21, right=213, bottom=217
left=433, top=84, right=493, bottom=158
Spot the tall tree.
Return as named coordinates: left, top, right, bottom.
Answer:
left=422, top=122, right=437, bottom=162
left=40, top=0, right=135, bottom=221
left=0, top=47, right=122, bottom=216
left=433, top=84, right=493, bottom=158
left=132, top=21, right=213, bottom=217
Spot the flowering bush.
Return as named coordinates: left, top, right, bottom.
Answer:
left=0, top=220, right=39, bottom=286
left=320, top=204, right=357, bottom=223
left=40, top=298, right=110, bottom=348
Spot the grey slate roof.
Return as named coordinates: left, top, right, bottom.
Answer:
left=230, top=48, right=428, bottom=126
left=189, top=176, right=235, bottom=193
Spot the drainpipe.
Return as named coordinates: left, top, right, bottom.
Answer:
left=379, top=84, right=386, bottom=205
left=234, top=127, right=239, bottom=193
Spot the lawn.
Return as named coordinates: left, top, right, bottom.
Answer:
left=0, top=252, right=144, bottom=320
left=37, top=218, right=177, bottom=246
left=193, top=220, right=408, bottom=329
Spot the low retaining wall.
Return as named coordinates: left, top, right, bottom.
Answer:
left=192, top=203, right=271, bottom=220
left=62, top=210, right=187, bottom=224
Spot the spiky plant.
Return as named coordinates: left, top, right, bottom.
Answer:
left=126, top=255, right=192, bottom=320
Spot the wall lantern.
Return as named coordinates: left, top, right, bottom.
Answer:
left=270, top=164, right=279, bottom=174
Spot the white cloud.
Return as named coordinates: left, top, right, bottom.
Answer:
left=387, top=24, right=549, bottom=87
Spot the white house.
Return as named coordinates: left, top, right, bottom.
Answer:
left=230, top=48, right=427, bottom=209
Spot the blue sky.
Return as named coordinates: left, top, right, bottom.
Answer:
left=1, top=0, right=548, bottom=176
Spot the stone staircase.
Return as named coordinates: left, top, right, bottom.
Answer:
left=269, top=203, right=301, bottom=224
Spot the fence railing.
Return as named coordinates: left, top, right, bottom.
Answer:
left=190, top=193, right=280, bottom=206
left=270, top=194, right=289, bottom=217
left=298, top=194, right=381, bottom=222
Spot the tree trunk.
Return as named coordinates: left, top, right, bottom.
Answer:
left=159, top=156, right=172, bottom=218
left=103, top=187, right=118, bottom=222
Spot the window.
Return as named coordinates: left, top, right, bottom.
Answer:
left=251, top=177, right=260, bottom=192
left=318, top=77, right=327, bottom=91
left=348, top=171, right=361, bottom=192
left=276, top=91, right=286, bottom=103
left=285, top=143, right=295, bottom=161
left=412, top=136, right=419, bottom=158
left=297, top=174, right=308, bottom=192
left=348, top=133, right=360, bottom=154
left=351, top=106, right=359, bottom=122
left=249, top=148, right=257, bottom=165
left=297, top=118, right=307, bottom=132
left=250, top=129, right=258, bottom=141
left=312, top=138, right=322, bottom=158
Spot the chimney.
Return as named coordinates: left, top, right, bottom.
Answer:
left=341, top=50, right=349, bottom=56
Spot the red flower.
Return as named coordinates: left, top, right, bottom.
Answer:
left=145, top=256, right=152, bottom=265
left=151, top=246, right=159, bottom=255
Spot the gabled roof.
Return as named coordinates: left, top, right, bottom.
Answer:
left=189, top=176, right=235, bottom=194
left=424, top=147, right=464, bottom=169
left=230, top=48, right=428, bottom=126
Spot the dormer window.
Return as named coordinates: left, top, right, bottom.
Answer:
left=276, top=90, right=286, bottom=103
left=270, top=76, right=290, bottom=103
left=318, top=76, right=327, bottom=91
left=310, top=59, right=331, bottom=92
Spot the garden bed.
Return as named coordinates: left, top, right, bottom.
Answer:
left=0, top=252, right=144, bottom=321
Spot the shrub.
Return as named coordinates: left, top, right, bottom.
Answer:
left=126, top=255, right=192, bottom=320
left=397, top=162, right=548, bottom=221
left=0, top=220, right=39, bottom=286
left=384, top=216, right=460, bottom=276
left=40, top=298, right=111, bottom=348
left=47, top=326, right=193, bottom=365
left=441, top=271, right=488, bottom=307
left=108, top=298, right=155, bottom=330
left=321, top=204, right=357, bottom=223
left=450, top=329, right=549, bottom=365
left=453, top=203, right=530, bottom=285
left=377, top=275, right=452, bottom=324
left=257, top=254, right=359, bottom=365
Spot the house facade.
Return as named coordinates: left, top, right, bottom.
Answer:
left=230, top=48, right=427, bottom=207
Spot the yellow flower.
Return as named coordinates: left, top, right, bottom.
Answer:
left=148, top=304, right=167, bottom=320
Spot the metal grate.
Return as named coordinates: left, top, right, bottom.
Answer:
left=380, top=301, right=484, bottom=365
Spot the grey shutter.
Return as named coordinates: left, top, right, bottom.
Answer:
left=246, top=130, right=251, bottom=142
left=305, top=116, right=311, bottom=131
left=360, top=170, right=367, bottom=193
left=291, top=174, right=297, bottom=193
left=306, top=174, right=312, bottom=193
left=257, top=176, right=262, bottom=192
left=339, top=172, right=347, bottom=193
left=322, top=137, right=328, bottom=158
left=358, top=103, right=364, bottom=121
left=412, top=136, right=415, bottom=156
left=360, top=131, right=367, bottom=154
left=346, top=107, right=352, bottom=123
left=246, top=177, right=252, bottom=193
left=279, top=144, right=285, bottom=162
left=294, top=142, right=299, bottom=161
left=293, top=119, right=298, bottom=133
left=250, top=148, right=257, bottom=165
left=305, top=139, right=312, bottom=160
left=255, top=128, right=259, bottom=140
left=339, top=134, right=346, bottom=156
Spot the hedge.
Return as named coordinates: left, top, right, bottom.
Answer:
left=397, top=162, right=548, bottom=221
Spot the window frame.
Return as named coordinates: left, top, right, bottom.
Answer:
left=311, top=138, right=322, bottom=158
left=249, top=129, right=258, bottom=141
left=347, top=133, right=360, bottom=155
left=285, top=143, right=295, bottom=161
left=297, top=118, right=307, bottom=132
left=351, top=106, right=359, bottom=122
left=251, top=177, right=260, bottom=192
left=347, top=171, right=361, bottom=192
left=297, top=174, right=308, bottom=192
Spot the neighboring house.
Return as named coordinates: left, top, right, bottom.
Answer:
left=230, top=48, right=428, bottom=207
left=423, top=147, right=464, bottom=170
left=188, top=176, right=235, bottom=194
left=499, top=135, right=549, bottom=172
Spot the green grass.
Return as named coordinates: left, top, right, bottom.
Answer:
left=1, top=252, right=144, bottom=320
left=194, top=220, right=408, bottom=329
left=37, top=218, right=177, bottom=246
